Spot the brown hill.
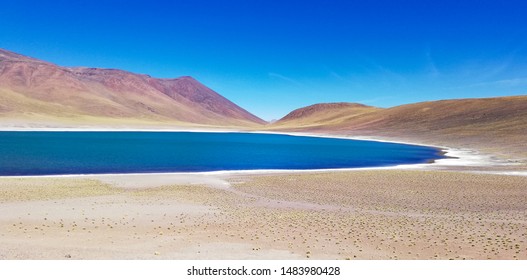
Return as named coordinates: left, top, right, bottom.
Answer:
left=276, top=102, right=381, bottom=128
left=272, top=96, right=527, bottom=161
left=0, top=48, right=265, bottom=128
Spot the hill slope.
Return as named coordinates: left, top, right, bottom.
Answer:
left=272, top=96, right=527, bottom=161
left=0, top=48, right=265, bottom=128
left=276, top=102, right=381, bottom=128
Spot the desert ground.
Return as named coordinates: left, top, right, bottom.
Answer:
left=1, top=153, right=526, bottom=259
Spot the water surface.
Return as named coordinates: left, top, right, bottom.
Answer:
left=0, top=131, right=444, bottom=175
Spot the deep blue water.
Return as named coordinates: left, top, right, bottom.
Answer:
left=0, top=132, right=444, bottom=176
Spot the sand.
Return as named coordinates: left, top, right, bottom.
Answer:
left=1, top=167, right=526, bottom=260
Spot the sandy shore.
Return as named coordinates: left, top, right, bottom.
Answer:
left=1, top=130, right=526, bottom=259
left=1, top=168, right=526, bottom=260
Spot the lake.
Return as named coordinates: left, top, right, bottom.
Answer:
left=0, top=131, right=444, bottom=175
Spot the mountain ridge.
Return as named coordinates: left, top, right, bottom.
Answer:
left=0, top=48, right=265, bottom=127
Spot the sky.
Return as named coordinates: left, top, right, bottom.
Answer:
left=1, top=0, right=527, bottom=121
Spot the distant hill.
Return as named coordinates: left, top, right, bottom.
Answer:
left=272, top=96, right=527, bottom=161
left=276, top=102, right=381, bottom=128
left=0, top=48, right=265, bottom=128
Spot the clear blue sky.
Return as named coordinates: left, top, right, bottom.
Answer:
left=1, top=0, right=526, bottom=120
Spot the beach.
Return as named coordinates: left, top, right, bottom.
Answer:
left=1, top=135, right=526, bottom=259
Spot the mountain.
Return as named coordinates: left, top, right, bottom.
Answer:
left=272, top=96, right=527, bottom=161
left=0, top=48, right=265, bottom=128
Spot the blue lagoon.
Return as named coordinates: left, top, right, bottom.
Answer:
left=0, top=131, right=444, bottom=176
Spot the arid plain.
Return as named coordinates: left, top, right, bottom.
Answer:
left=1, top=167, right=527, bottom=259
